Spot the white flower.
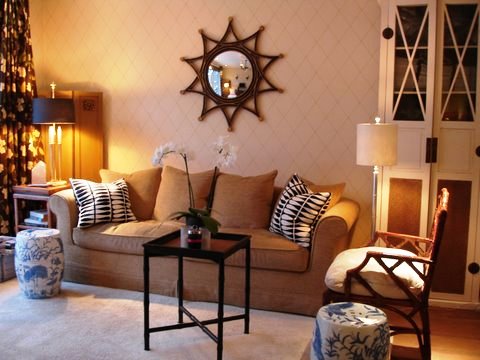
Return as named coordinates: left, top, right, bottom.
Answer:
left=213, top=136, right=237, bottom=168
left=151, top=142, right=177, bottom=166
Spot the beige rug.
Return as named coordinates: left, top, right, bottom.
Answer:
left=0, top=279, right=313, bottom=360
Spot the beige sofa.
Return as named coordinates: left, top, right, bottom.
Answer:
left=49, top=166, right=359, bottom=316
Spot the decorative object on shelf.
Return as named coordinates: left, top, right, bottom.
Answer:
left=311, top=302, right=390, bottom=360
left=32, top=82, right=75, bottom=186
left=14, top=228, right=64, bottom=299
left=31, top=160, right=47, bottom=185
left=356, top=117, right=397, bottom=239
left=180, top=17, right=284, bottom=131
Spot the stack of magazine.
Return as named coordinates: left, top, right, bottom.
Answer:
left=24, top=209, right=48, bottom=227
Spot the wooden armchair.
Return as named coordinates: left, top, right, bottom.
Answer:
left=323, top=188, right=449, bottom=360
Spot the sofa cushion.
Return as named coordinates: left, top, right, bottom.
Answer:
left=302, top=179, right=345, bottom=208
left=269, top=174, right=331, bottom=248
left=99, top=167, right=162, bottom=220
left=70, top=178, right=136, bottom=228
left=211, top=170, right=278, bottom=228
left=152, top=166, right=215, bottom=221
left=72, top=220, right=182, bottom=255
left=219, top=227, right=310, bottom=272
left=72, top=222, right=308, bottom=272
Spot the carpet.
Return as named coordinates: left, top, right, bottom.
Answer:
left=0, top=279, right=314, bottom=360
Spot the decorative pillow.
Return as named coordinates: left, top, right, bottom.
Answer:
left=302, top=179, right=345, bottom=208
left=99, top=167, right=162, bottom=220
left=152, top=166, right=215, bottom=221
left=269, top=174, right=331, bottom=248
left=70, top=178, right=136, bottom=228
left=210, top=170, right=278, bottom=228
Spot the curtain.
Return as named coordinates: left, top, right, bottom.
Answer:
left=0, top=0, right=42, bottom=235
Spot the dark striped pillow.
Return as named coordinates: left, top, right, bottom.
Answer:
left=70, top=178, right=136, bottom=228
left=269, top=174, right=331, bottom=248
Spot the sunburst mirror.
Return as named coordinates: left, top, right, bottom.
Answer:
left=180, top=17, right=283, bottom=131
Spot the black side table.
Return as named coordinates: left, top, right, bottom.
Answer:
left=143, top=230, right=251, bottom=360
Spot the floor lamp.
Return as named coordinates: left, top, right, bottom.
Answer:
left=356, top=117, right=398, bottom=240
left=32, top=88, right=75, bottom=186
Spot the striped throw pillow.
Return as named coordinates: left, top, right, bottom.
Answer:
left=70, top=178, right=136, bottom=228
left=269, top=174, right=331, bottom=248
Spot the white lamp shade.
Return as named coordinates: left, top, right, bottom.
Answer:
left=357, top=123, right=398, bottom=166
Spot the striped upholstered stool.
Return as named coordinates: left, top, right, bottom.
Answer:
left=311, top=302, right=390, bottom=360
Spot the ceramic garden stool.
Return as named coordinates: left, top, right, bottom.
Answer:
left=14, top=229, right=64, bottom=299
left=311, top=302, right=390, bottom=360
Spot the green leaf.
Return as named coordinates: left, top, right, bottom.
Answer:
left=200, top=215, right=221, bottom=234
left=169, top=211, right=191, bottom=220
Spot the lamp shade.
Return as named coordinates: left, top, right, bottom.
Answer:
left=356, top=123, right=398, bottom=166
left=32, top=98, right=75, bottom=125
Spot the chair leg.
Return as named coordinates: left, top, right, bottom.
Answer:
left=322, top=290, right=331, bottom=305
left=420, top=307, right=431, bottom=360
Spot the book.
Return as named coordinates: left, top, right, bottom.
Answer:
left=24, top=217, right=48, bottom=227
left=29, top=209, right=48, bottom=222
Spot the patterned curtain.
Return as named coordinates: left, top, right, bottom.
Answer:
left=0, top=0, right=43, bottom=235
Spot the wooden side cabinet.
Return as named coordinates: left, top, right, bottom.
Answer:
left=13, top=185, right=70, bottom=234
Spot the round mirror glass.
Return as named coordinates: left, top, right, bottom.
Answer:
left=207, top=50, right=253, bottom=99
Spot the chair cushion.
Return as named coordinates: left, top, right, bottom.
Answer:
left=70, top=178, right=136, bottom=228
left=210, top=170, right=278, bottom=228
left=325, top=246, right=424, bottom=299
left=99, top=167, right=162, bottom=220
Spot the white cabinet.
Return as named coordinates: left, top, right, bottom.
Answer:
left=378, top=0, right=480, bottom=306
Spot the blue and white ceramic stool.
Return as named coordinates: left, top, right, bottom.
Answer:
left=14, top=229, right=64, bottom=299
left=311, top=302, right=390, bottom=360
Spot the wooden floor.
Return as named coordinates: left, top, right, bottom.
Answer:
left=391, top=306, right=480, bottom=359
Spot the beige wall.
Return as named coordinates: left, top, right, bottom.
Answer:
left=29, top=0, right=381, bottom=246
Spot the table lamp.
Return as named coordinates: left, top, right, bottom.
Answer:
left=357, top=117, right=398, bottom=240
left=32, top=83, right=75, bottom=186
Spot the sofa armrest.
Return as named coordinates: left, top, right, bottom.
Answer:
left=49, top=189, right=78, bottom=245
left=308, top=198, right=360, bottom=271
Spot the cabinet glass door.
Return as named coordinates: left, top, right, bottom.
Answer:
left=431, top=1, right=479, bottom=303
left=379, top=0, right=436, bottom=239
left=393, top=5, right=429, bottom=121
left=441, top=4, right=478, bottom=122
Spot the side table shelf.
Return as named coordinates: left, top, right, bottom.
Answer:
left=13, top=184, right=70, bottom=234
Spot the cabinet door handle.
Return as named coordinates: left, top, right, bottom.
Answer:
left=426, top=137, right=438, bottom=163
left=468, top=262, right=480, bottom=275
left=382, top=27, right=394, bottom=39
left=476, top=146, right=480, bottom=158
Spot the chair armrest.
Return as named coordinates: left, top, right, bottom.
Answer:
left=345, top=250, right=431, bottom=301
left=370, top=231, right=433, bottom=257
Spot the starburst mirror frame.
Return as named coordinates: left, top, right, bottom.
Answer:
left=180, top=17, right=283, bottom=131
